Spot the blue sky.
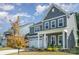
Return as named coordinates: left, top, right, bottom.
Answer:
left=0, top=3, right=79, bottom=34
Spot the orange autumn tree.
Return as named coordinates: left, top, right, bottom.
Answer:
left=7, top=16, right=26, bottom=49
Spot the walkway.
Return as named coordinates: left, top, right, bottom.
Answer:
left=0, top=49, right=23, bottom=55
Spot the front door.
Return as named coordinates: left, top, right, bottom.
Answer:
left=51, top=35, right=56, bottom=46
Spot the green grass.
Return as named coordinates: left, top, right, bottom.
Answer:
left=7, top=51, right=72, bottom=55
left=0, top=47, right=12, bottom=51
left=69, top=47, right=79, bottom=54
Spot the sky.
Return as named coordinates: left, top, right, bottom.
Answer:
left=0, top=3, right=79, bottom=34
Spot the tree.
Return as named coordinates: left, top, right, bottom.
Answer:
left=6, top=16, right=27, bottom=54
left=7, top=35, right=26, bottom=54
left=75, top=12, right=79, bottom=46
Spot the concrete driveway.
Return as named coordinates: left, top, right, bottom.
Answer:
left=0, top=49, right=23, bottom=55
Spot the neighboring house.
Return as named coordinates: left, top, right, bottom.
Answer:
left=27, top=4, right=78, bottom=49
left=0, top=34, right=7, bottom=47
left=3, top=23, right=33, bottom=47
left=19, top=23, right=33, bottom=36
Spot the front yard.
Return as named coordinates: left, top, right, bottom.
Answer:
left=0, top=47, right=12, bottom=51
left=7, top=51, right=72, bottom=55
left=7, top=47, right=79, bottom=55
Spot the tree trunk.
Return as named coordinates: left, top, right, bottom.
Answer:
left=18, top=48, right=20, bottom=55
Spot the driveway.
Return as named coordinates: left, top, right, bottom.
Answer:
left=0, top=49, right=23, bottom=55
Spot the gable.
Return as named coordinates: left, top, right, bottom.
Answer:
left=44, top=4, right=66, bottom=20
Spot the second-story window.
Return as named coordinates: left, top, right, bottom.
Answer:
left=51, top=20, right=56, bottom=28
left=44, top=22, right=49, bottom=29
left=58, top=18, right=64, bottom=27
left=35, top=26, right=40, bottom=32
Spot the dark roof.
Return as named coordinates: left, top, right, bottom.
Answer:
left=26, top=33, right=37, bottom=36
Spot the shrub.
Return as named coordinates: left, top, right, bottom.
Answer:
left=47, top=48, right=52, bottom=51
left=70, top=47, right=79, bottom=54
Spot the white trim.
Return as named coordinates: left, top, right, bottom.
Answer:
left=42, top=15, right=66, bottom=22
left=51, top=35, right=56, bottom=45
left=44, top=34, right=47, bottom=48
left=62, top=31, right=65, bottom=49
left=38, top=34, right=40, bottom=48
left=58, top=17, right=64, bottom=27
left=51, top=20, right=56, bottom=28
left=44, top=21, right=49, bottom=30
left=58, top=35, right=62, bottom=46
left=38, top=28, right=65, bottom=34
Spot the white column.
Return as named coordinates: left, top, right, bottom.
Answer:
left=67, top=34, right=68, bottom=49
left=76, top=39, right=78, bottom=47
left=44, top=34, right=46, bottom=48
left=38, top=34, right=40, bottom=48
left=62, top=31, right=65, bottom=49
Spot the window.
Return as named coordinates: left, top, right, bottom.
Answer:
left=35, top=26, right=40, bottom=32
left=51, top=20, right=56, bottom=28
left=44, top=22, right=49, bottom=29
left=58, top=35, right=62, bottom=46
left=52, top=8, right=55, bottom=12
left=58, top=18, right=64, bottom=27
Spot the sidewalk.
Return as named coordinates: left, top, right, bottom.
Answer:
left=0, top=49, right=23, bottom=55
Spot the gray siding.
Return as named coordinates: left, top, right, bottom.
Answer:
left=43, top=16, right=67, bottom=30
left=64, top=32, right=67, bottom=48
left=68, top=30, right=75, bottom=49
left=44, top=6, right=65, bottom=20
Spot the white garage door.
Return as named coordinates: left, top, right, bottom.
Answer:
left=29, top=38, right=43, bottom=48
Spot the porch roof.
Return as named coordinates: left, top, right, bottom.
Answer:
left=37, top=28, right=65, bottom=34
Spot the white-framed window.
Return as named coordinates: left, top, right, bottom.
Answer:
left=34, top=26, right=40, bottom=32
left=44, top=22, right=49, bottom=29
left=58, top=35, right=62, bottom=46
left=51, top=20, right=56, bottom=28
left=58, top=18, right=64, bottom=27
left=51, top=35, right=56, bottom=45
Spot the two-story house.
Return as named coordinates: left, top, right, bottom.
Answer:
left=27, top=4, right=78, bottom=49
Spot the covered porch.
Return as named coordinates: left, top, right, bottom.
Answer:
left=37, top=28, right=68, bottom=49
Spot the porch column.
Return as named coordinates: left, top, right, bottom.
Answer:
left=44, top=34, right=47, bottom=48
left=38, top=34, right=40, bottom=48
left=76, top=39, right=78, bottom=47
left=62, top=31, right=65, bottom=49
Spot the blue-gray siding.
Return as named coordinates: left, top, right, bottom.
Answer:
left=43, top=16, right=67, bottom=30
left=68, top=30, right=75, bottom=49
left=44, top=6, right=65, bottom=20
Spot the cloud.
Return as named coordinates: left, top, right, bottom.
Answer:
left=13, top=12, right=31, bottom=18
left=0, top=4, right=15, bottom=11
left=15, top=3, right=22, bottom=6
left=0, top=11, right=9, bottom=21
left=0, top=11, right=8, bottom=17
left=57, top=3, right=79, bottom=12
left=34, top=4, right=49, bottom=16
left=5, top=12, right=34, bottom=25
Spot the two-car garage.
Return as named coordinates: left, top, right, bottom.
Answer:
left=28, top=36, right=43, bottom=48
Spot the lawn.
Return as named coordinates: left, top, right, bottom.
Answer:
left=7, top=51, right=72, bottom=55
left=0, top=47, right=12, bottom=51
